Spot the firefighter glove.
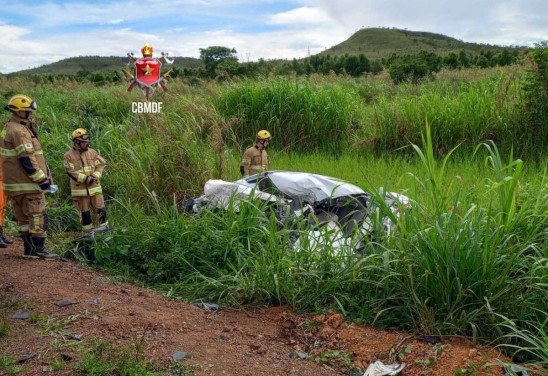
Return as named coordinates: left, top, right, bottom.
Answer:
left=85, top=176, right=97, bottom=185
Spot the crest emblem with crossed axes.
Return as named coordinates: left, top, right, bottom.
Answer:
left=124, top=43, right=174, bottom=100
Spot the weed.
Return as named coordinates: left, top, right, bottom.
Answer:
left=454, top=363, right=477, bottom=376
left=48, top=357, right=67, bottom=372
left=0, top=354, right=22, bottom=374
left=0, top=297, right=28, bottom=311
left=313, top=349, right=353, bottom=369
left=0, top=316, right=9, bottom=337
left=30, top=313, right=80, bottom=338
left=389, top=343, right=413, bottom=362
left=413, top=357, right=435, bottom=367
left=168, top=361, right=199, bottom=376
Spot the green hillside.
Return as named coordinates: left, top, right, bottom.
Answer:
left=320, top=27, right=523, bottom=59
left=8, top=55, right=203, bottom=76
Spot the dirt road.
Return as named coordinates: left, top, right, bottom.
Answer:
left=0, top=239, right=511, bottom=375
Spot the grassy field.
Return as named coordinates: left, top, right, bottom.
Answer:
left=0, top=64, right=546, bottom=368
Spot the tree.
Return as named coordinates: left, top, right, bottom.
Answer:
left=458, top=50, right=470, bottom=68
left=387, top=51, right=441, bottom=84
left=494, top=49, right=516, bottom=66
left=522, top=41, right=548, bottom=153
left=199, top=46, right=238, bottom=77
left=443, top=52, right=459, bottom=69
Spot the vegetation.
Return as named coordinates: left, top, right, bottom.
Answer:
left=321, top=27, right=524, bottom=60
left=522, top=41, right=548, bottom=151
left=9, top=56, right=202, bottom=77
left=6, top=28, right=525, bottom=84
left=0, top=39, right=546, bottom=369
left=74, top=337, right=197, bottom=376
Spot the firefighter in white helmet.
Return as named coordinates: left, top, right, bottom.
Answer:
left=240, top=130, right=271, bottom=177
left=63, top=128, right=108, bottom=232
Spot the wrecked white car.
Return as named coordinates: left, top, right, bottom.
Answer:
left=180, top=171, right=410, bottom=251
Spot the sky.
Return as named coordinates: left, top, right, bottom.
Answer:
left=1, top=0, right=547, bottom=73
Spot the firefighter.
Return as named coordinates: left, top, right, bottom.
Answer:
left=63, top=128, right=108, bottom=232
left=0, top=157, right=14, bottom=248
left=0, top=94, right=58, bottom=259
left=240, top=130, right=271, bottom=177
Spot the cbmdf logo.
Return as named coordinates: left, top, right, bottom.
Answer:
left=125, top=43, right=174, bottom=110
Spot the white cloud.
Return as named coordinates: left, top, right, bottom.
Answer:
left=268, top=6, right=332, bottom=25
left=107, top=19, right=125, bottom=25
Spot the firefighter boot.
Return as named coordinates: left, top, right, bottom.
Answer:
left=21, top=234, right=38, bottom=258
left=0, top=227, right=13, bottom=244
left=29, top=236, right=59, bottom=260
left=0, top=227, right=12, bottom=247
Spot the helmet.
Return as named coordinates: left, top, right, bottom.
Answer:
left=5, top=94, right=37, bottom=112
left=257, top=130, right=271, bottom=140
left=141, top=43, right=153, bottom=57
left=71, top=128, right=89, bottom=141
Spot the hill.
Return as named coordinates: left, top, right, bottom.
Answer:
left=8, top=55, right=203, bottom=76
left=319, top=27, right=524, bottom=59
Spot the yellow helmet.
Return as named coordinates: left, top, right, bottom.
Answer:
left=71, top=128, right=89, bottom=141
left=141, top=43, right=153, bottom=57
left=5, top=94, right=37, bottom=112
left=257, top=130, right=271, bottom=140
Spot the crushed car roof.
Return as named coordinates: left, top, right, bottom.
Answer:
left=235, top=170, right=366, bottom=204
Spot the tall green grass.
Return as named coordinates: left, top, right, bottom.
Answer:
left=1, top=69, right=546, bottom=364
left=216, top=77, right=363, bottom=155
left=89, top=125, right=546, bottom=364
left=359, top=68, right=528, bottom=157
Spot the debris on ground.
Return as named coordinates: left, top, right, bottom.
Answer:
left=362, top=360, right=405, bottom=376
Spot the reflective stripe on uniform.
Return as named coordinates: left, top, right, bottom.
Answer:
left=3, top=183, right=40, bottom=192
left=34, top=150, right=44, bottom=155
left=0, top=144, right=27, bottom=157
left=29, top=169, right=46, bottom=182
left=80, top=166, right=93, bottom=173
left=32, top=214, right=41, bottom=233
left=71, top=186, right=103, bottom=196
left=92, top=171, right=102, bottom=179
left=77, top=173, right=87, bottom=183
left=19, top=225, right=30, bottom=232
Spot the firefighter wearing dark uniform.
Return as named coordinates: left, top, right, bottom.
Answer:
left=63, top=128, right=107, bottom=231
left=240, top=130, right=271, bottom=177
left=0, top=94, right=58, bottom=259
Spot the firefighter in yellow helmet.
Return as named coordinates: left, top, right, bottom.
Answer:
left=0, top=94, right=58, bottom=259
left=240, top=130, right=271, bottom=177
left=63, top=128, right=108, bottom=232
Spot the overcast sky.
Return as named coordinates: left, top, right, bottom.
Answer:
left=1, top=0, right=547, bottom=73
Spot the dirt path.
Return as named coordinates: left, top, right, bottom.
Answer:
left=0, top=240, right=512, bottom=375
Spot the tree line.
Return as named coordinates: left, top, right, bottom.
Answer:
left=12, top=45, right=522, bottom=85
